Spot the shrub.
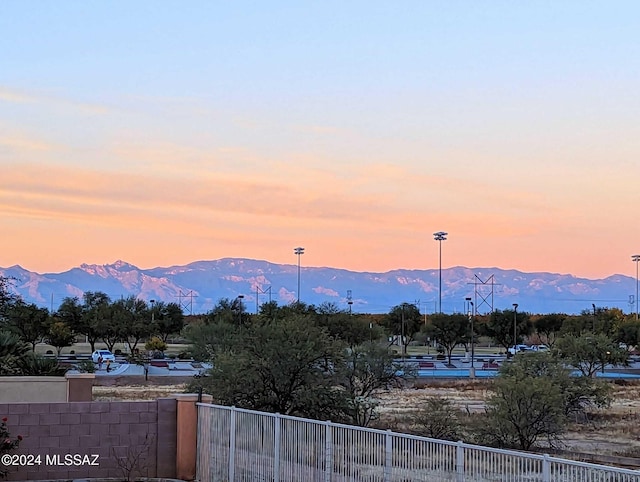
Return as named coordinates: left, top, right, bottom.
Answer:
left=0, top=417, right=22, bottom=479
left=75, top=360, right=96, bottom=373
left=145, top=337, right=167, bottom=353
left=411, top=397, right=462, bottom=441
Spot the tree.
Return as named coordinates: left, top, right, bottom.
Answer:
left=45, top=321, right=76, bottom=356
left=481, top=357, right=567, bottom=450
left=534, top=313, right=566, bottom=347
left=145, top=336, right=167, bottom=356
left=155, top=302, right=184, bottom=342
left=206, top=297, right=248, bottom=325
left=384, top=303, right=422, bottom=356
left=338, top=342, right=407, bottom=426
left=555, top=333, right=628, bottom=378
left=412, top=397, right=462, bottom=441
left=478, top=352, right=610, bottom=450
left=57, top=292, right=110, bottom=352
left=3, top=300, right=49, bottom=351
left=615, top=319, right=640, bottom=349
left=111, top=296, right=153, bottom=352
left=0, top=276, right=18, bottom=322
left=0, top=330, right=65, bottom=376
left=314, top=303, right=374, bottom=347
left=188, top=315, right=348, bottom=420
left=0, top=330, right=30, bottom=375
left=426, top=313, right=469, bottom=365
left=484, top=309, right=532, bottom=351
left=593, top=307, right=625, bottom=336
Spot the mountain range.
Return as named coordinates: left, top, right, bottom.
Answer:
left=0, top=258, right=637, bottom=316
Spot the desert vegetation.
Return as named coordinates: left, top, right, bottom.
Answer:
left=4, top=274, right=640, bottom=462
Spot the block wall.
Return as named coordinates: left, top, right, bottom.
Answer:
left=0, top=398, right=177, bottom=481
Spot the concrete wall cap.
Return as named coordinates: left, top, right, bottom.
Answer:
left=65, top=373, right=96, bottom=379
left=0, top=376, right=66, bottom=382
left=173, top=393, right=199, bottom=401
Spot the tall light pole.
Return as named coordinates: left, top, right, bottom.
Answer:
left=465, top=297, right=472, bottom=362
left=469, top=301, right=476, bottom=378
left=294, top=247, right=305, bottom=303
left=150, top=299, right=156, bottom=324
left=236, top=294, right=244, bottom=324
left=513, top=303, right=518, bottom=351
left=633, top=255, right=640, bottom=321
left=433, top=232, right=448, bottom=313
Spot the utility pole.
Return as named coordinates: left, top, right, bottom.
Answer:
left=512, top=303, right=518, bottom=353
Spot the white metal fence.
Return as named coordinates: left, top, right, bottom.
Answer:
left=196, top=403, right=640, bottom=482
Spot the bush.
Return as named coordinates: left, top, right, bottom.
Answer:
left=411, top=397, right=462, bottom=441
left=0, top=417, right=22, bottom=479
left=145, top=337, right=167, bottom=353
left=75, top=360, right=96, bottom=374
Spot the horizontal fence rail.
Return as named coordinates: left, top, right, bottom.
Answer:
left=196, top=403, right=640, bottom=482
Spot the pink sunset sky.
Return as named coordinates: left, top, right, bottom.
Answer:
left=1, top=2, right=639, bottom=279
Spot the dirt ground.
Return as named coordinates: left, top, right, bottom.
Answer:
left=93, top=378, right=640, bottom=460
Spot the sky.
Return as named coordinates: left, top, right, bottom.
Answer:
left=1, top=1, right=640, bottom=280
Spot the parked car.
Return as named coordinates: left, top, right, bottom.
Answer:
left=507, top=344, right=530, bottom=355
left=529, top=344, right=549, bottom=352
left=92, top=350, right=116, bottom=363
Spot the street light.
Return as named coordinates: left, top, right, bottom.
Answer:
left=236, top=295, right=244, bottom=324
left=633, top=255, right=640, bottom=320
left=433, top=232, right=448, bottom=313
left=465, top=297, right=473, bottom=369
left=150, top=299, right=156, bottom=324
left=469, top=300, right=475, bottom=376
left=513, top=303, right=519, bottom=352
left=294, top=247, right=305, bottom=303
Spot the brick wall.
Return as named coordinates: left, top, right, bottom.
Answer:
left=0, top=398, right=177, bottom=481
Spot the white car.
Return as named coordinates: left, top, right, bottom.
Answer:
left=92, top=350, right=116, bottom=363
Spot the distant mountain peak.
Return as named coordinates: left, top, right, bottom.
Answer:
left=1, top=258, right=636, bottom=315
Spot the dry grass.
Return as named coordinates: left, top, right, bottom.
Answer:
left=94, top=378, right=640, bottom=458
left=93, top=384, right=187, bottom=401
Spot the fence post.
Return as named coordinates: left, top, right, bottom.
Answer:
left=324, top=420, right=332, bottom=482
left=542, top=454, right=551, bottom=482
left=456, top=440, right=465, bottom=482
left=229, top=407, right=237, bottom=482
left=174, top=393, right=211, bottom=481
left=274, top=414, right=281, bottom=482
left=383, top=430, right=393, bottom=482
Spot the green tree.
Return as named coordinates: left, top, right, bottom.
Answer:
left=145, top=336, right=168, bottom=354
left=555, top=332, right=628, bottom=378
left=314, top=302, right=375, bottom=347
left=384, top=303, right=422, bottom=356
left=615, top=319, right=640, bottom=348
left=478, top=352, right=610, bottom=450
left=412, top=397, right=462, bottom=441
left=0, top=276, right=18, bottom=322
left=57, top=292, right=110, bottom=352
left=426, top=313, right=469, bottom=365
left=3, top=300, right=49, bottom=351
left=206, top=297, right=248, bottom=325
left=338, top=342, right=407, bottom=426
left=111, top=296, right=153, bottom=352
left=0, top=330, right=30, bottom=375
left=481, top=359, right=567, bottom=450
left=0, top=330, right=65, bottom=376
left=484, top=309, right=532, bottom=351
left=534, top=313, right=566, bottom=347
left=46, top=321, right=76, bottom=356
left=188, top=315, right=348, bottom=420
left=155, top=302, right=184, bottom=342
